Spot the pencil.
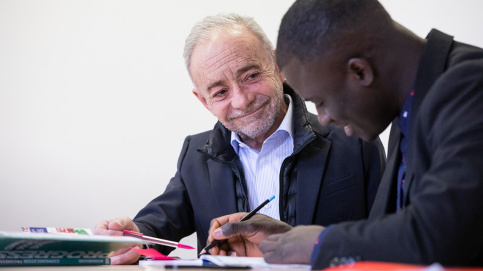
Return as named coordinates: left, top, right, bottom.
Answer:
left=200, top=195, right=275, bottom=254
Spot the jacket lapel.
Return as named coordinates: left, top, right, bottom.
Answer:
left=404, top=29, right=454, bottom=205
left=295, top=138, right=331, bottom=225
left=370, top=122, right=401, bottom=218
left=286, top=84, right=330, bottom=225
left=199, top=122, right=240, bottom=216
left=207, top=159, right=239, bottom=215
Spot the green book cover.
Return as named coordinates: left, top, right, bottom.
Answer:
left=0, top=231, right=146, bottom=266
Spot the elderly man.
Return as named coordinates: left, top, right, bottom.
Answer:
left=205, top=0, right=483, bottom=269
left=95, top=13, right=385, bottom=264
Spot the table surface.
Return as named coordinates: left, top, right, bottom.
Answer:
left=0, top=266, right=304, bottom=271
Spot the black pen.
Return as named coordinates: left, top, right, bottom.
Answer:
left=200, top=195, right=275, bottom=254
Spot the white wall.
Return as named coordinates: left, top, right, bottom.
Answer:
left=1, top=0, right=482, bottom=259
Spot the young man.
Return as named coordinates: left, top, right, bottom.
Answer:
left=205, top=0, right=483, bottom=268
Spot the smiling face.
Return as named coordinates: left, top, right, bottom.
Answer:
left=282, top=54, right=393, bottom=142
left=190, top=26, right=286, bottom=141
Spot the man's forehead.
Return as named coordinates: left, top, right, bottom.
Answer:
left=191, top=32, right=268, bottom=89
left=201, top=46, right=253, bottom=74
left=195, top=33, right=262, bottom=67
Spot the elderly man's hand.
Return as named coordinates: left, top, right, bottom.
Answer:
left=259, top=225, right=324, bottom=265
left=204, top=213, right=292, bottom=256
left=94, top=217, right=141, bottom=265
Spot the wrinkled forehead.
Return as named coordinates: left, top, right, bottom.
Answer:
left=190, top=27, right=273, bottom=88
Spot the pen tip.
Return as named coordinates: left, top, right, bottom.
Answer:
left=199, top=249, right=206, bottom=255
left=177, top=243, right=195, bottom=249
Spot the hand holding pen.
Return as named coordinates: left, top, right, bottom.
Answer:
left=93, top=217, right=145, bottom=265
left=200, top=196, right=292, bottom=256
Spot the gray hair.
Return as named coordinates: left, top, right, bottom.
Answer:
left=183, top=13, right=275, bottom=79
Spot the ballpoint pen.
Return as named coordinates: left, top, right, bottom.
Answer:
left=200, top=195, right=275, bottom=254
left=123, top=230, right=194, bottom=249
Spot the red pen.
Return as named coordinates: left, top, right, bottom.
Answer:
left=123, top=230, right=194, bottom=249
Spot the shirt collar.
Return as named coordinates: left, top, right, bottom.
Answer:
left=231, top=94, right=294, bottom=154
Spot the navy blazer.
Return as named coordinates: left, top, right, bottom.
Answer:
left=133, top=85, right=385, bottom=255
left=312, top=29, right=483, bottom=268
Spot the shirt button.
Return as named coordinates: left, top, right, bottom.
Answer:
left=260, top=158, right=266, bottom=164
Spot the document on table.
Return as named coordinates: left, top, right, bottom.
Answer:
left=139, top=255, right=311, bottom=269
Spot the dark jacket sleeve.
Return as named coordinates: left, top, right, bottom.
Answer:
left=133, top=136, right=196, bottom=255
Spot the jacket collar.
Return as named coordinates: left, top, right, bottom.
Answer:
left=404, top=29, right=454, bottom=205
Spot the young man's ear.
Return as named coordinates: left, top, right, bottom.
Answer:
left=276, top=65, right=285, bottom=83
left=274, top=49, right=286, bottom=83
left=347, top=58, right=374, bottom=86
left=192, top=88, right=211, bottom=111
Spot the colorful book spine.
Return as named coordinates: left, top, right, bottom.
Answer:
left=21, top=227, right=92, bottom=235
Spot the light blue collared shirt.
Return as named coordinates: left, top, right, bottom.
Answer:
left=231, top=94, right=294, bottom=220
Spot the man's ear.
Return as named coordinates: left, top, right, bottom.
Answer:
left=347, top=58, right=373, bottom=86
left=192, top=88, right=211, bottom=111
